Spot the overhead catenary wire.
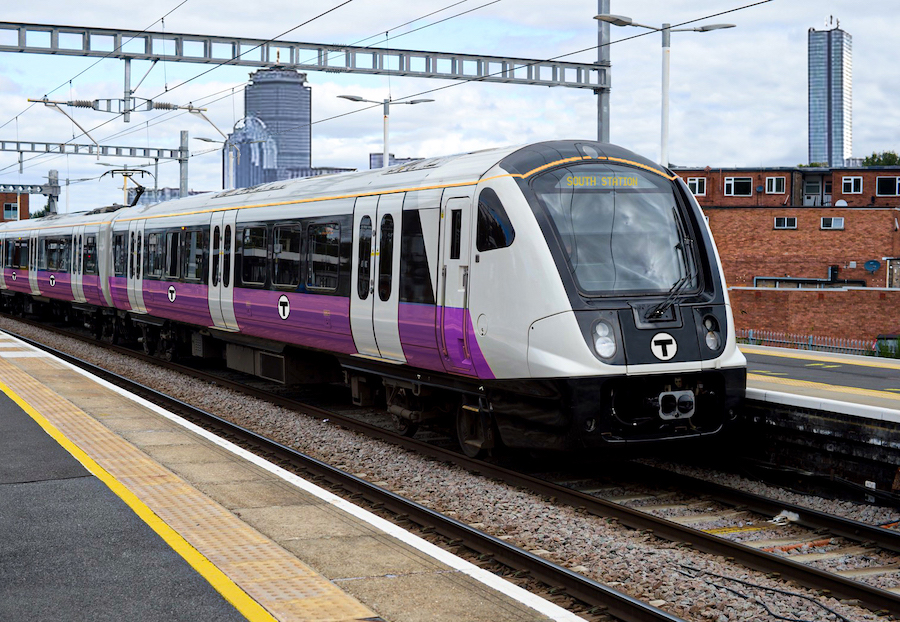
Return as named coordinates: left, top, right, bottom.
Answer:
left=0, top=0, right=496, bottom=177
left=1, top=0, right=774, bottom=194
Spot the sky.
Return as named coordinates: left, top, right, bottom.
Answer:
left=1, top=0, right=898, bottom=213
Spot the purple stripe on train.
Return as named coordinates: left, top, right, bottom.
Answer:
left=37, top=271, right=74, bottom=301
left=3, top=269, right=31, bottom=293
left=143, top=280, right=213, bottom=328
left=109, top=276, right=131, bottom=311
left=233, top=288, right=358, bottom=354
left=398, top=302, right=494, bottom=379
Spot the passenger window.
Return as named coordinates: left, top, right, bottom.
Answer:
left=450, top=209, right=462, bottom=260
left=378, top=215, right=394, bottom=301
left=223, top=225, right=232, bottom=288
left=183, top=229, right=208, bottom=282
left=307, top=223, right=340, bottom=291
left=212, top=226, right=220, bottom=286
left=114, top=234, right=127, bottom=277
left=274, top=226, right=301, bottom=288
left=129, top=232, right=136, bottom=278
left=476, top=188, right=515, bottom=252
left=165, top=232, right=181, bottom=279
left=85, top=236, right=98, bottom=275
left=239, top=227, right=268, bottom=286
left=136, top=233, right=142, bottom=279
left=146, top=232, right=164, bottom=279
left=357, top=216, right=372, bottom=300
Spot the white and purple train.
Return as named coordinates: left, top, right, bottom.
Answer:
left=0, top=140, right=745, bottom=455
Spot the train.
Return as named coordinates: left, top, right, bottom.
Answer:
left=0, top=140, right=746, bottom=456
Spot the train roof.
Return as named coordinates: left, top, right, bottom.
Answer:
left=0, top=140, right=670, bottom=233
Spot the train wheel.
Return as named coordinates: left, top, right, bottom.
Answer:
left=455, top=404, right=493, bottom=459
left=392, top=414, right=419, bottom=437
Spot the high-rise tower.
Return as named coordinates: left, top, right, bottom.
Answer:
left=808, top=19, right=852, bottom=167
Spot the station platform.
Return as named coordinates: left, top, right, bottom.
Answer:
left=742, top=345, right=900, bottom=422
left=0, top=331, right=576, bottom=622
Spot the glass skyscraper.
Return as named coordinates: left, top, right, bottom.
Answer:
left=808, top=24, right=852, bottom=167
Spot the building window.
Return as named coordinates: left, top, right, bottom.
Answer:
left=724, top=177, right=753, bottom=196
left=842, top=176, right=862, bottom=194
left=774, top=217, right=797, bottom=229
left=765, top=177, right=786, bottom=194
left=821, top=217, right=844, bottom=230
left=876, top=177, right=900, bottom=196
left=687, top=177, right=706, bottom=196
left=3, top=203, right=17, bottom=220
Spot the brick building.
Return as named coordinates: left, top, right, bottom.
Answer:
left=673, top=165, right=900, bottom=290
left=0, top=192, right=30, bottom=222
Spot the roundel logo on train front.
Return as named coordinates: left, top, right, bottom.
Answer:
left=650, top=333, right=678, bottom=361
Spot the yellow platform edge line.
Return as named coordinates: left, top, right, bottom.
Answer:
left=0, top=379, right=277, bottom=622
left=747, top=373, right=900, bottom=402
left=740, top=345, right=900, bottom=371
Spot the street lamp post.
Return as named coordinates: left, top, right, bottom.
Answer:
left=337, top=95, right=434, bottom=168
left=594, top=14, right=734, bottom=167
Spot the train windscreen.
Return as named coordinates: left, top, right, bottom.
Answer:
left=531, top=163, right=695, bottom=295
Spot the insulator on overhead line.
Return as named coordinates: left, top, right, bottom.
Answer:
left=69, top=100, right=94, bottom=108
left=150, top=101, right=178, bottom=110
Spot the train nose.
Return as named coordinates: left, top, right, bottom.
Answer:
left=658, top=390, right=695, bottom=420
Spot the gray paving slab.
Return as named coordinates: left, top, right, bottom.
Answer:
left=0, top=393, right=246, bottom=622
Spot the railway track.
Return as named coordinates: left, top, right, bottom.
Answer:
left=4, top=315, right=900, bottom=619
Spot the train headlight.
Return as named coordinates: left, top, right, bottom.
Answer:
left=703, top=316, right=721, bottom=351
left=593, top=321, right=617, bottom=359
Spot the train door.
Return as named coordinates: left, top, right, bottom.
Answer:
left=71, top=225, right=86, bottom=303
left=28, top=231, right=39, bottom=295
left=438, top=192, right=474, bottom=374
left=208, top=211, right=239, bottom=331
left=126, top=219, right=147, bottom=313
left=349, top=195, right=406, bottom=362
left=0, top=236, right=6, bottom=290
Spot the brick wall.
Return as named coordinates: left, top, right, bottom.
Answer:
left=706, top=207, right=900, bottom=287
left=0, top=193, right=29, bottom=221
left=729, top=288, right=900, bottom=340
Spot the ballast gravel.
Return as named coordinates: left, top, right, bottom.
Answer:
left=0, top=317, right=889, bottom=622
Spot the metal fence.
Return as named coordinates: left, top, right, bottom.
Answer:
left=737, top=329, right=897, bottom=357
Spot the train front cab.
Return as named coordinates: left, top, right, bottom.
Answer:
left=482, top=141, right=746, bottom=451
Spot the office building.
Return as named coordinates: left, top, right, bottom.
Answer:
left=808, top=20, right=852, bottom=167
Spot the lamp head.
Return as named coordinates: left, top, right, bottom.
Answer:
left=594, top=14, right=633, bottom=27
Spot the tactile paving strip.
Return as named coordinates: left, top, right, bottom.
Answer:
left=0, top=355, right=379, bottom=622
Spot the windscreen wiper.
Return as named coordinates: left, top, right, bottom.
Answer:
left=645, top=237, right=696, bottom=321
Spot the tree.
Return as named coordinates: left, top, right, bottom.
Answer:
left=863, top=150, right=900, bottom=166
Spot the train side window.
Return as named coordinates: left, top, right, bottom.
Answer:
left=307, top=223, right=340, bottom=291
left=183, top=229, right=208, bottom=282
left=399, top=210, right=435, bottom=305
left=136, top=232, right=142, bottom=279
left=84, top=236, right=98, bottom=275
left=357, top=216, right=372, bottom=300
left=0, top=239, right=3, bottom=268
left=377, top=215, right=394, bottom=301
left=211, top=226, right=221, bottom=286
left=450, top=209, right=462, bottom=260
left=222, top=225, right=232, bottom=288
left=113, top=234, right=127, bottom=277
left=129, top=232, right=136, bottom=278
left=58, top=237, right=70, bottom=273
left=39, top=237, right=50, bottom=270
left=165, top=231, right=181, bottom=279
left=145, top=232, right=164, bottom=279
left=273, top=225, right=301, bottom=288
left=239, top=226, right=267, bottom=287
left=476, top=187, right=515, bottom=252
left=15, top=240, right=28, bottom=270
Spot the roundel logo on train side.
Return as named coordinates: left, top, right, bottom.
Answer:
left=11, top=271, right=16, bottom=281
left=277, top=294, right=290, bottom=320
left=650, top=333, right=677, bottom=361
left=49, top=275, right=56, bottom=287
left=167, top=285, right=176, bottom=303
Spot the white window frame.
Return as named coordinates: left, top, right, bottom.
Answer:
left=724, top=177, right=753, bottom=197
left=876, top=176, right=900, bottom=196
left=820, top=217, right=844, bottom=230
left=842, top=176, right=862, bottom=194
left=2, top=203, right=17, bottom=221
left=687, top=177, right=706, bottom=196
left=774, top=216, right=797, bottom=230
left=765, top=176, right=786, bottom=194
